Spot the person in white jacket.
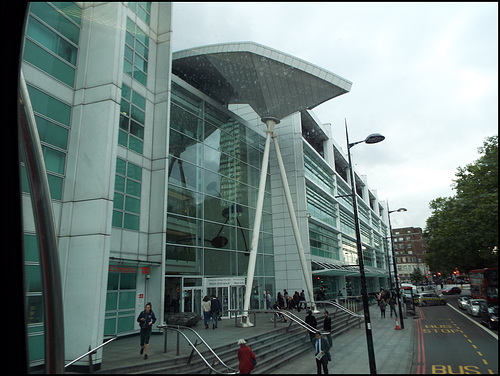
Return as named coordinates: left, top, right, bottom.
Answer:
left=202, top=295, right=211, bottom=329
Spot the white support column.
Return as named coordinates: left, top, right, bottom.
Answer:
left=272, top=132, right=318, bottom=313
left=240, top=118, right=275, bottom=326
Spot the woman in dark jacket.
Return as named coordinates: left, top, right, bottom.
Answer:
left=137, top=302, right=156, bottom=359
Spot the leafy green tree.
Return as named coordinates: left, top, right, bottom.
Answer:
left=424, top=135, right=498, bottom=274
left=410, top=267, right=424, bottom=284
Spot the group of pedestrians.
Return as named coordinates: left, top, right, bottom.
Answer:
left=202, top=294, right=223, bottom=329
left=376, top=289, right=398, bottom=319
left=267, top=289, right=308, bottom=312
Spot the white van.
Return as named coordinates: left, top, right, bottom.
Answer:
left=400, top=283, right=417, bottom=298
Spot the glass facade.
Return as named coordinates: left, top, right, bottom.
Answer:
left=166, top=82, right=274, bottom=287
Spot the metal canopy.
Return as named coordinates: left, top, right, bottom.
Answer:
left=172, top=42, right=352, bottom=120
left=312, top=261, right=389, bottom=278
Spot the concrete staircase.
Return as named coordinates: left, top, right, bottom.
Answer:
left=97, top=308, right=363, bottom=374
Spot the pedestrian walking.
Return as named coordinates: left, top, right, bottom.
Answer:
left=379, top=298, right=387, bottom=318
left=266, top=290, right=272, bottom=310
left=237, top=339, right=256, bottom=374
left=137, top=302, right=156, bottom=359
left=314, top=331, right=331, bottom=374
left=299, top=289, right=307, bottom=310
left=323, top=311, right=332, bottom=347
left=323, top=310, right=332, bottom=347
left=293, top=291, right=301, bottom=312
left=305, top=310, right=317, bottom=346
left=284, top=289, right=290, bottom=310
left=210, top=295, right=222, bottom=329
left=389, top=296, right=398, bottom=318
left=202, top=295, right=211, bottom=329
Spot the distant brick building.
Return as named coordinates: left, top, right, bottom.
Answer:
left=392, top=227, right=429, bottom=283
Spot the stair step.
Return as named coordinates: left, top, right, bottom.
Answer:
left=98, top=309, right=364, bottom=374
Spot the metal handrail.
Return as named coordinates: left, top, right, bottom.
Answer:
left=313, top=300, right=363, bottom=328
left=18, top=70, right=65, bottom=374
left=275, top=308, right=329, bottom=335
left=158, top=324, right=238, bottom=374
left=64, top=337, right=117, bottom=369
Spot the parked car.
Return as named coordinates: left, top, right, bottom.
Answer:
left=417, top=293, right=446, bottom=306
left=478, top=301, right=498, bottom=330
left=466, top=299, right=487, bottom=316
left=457, top=296, right=472, bottom=310
left=442, top=287, right=461, bottom=295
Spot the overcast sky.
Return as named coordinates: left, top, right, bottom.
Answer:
left=171, top=2, right=498, bottom=230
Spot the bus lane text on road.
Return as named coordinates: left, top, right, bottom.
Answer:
left=414, top=306, right=497, bottom=374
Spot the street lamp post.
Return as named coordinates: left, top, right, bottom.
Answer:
left=387, top=203, right=407, bottom=329
left=345, top=119, right=384, bottom=375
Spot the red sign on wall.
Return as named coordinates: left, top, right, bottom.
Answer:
left=141, top=267, right=150, bottom=274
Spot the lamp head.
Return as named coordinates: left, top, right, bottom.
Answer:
left=364, top=133, right=385, bottom=144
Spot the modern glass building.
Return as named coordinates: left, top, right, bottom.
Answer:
left=19, top=2, right=390, bottom=371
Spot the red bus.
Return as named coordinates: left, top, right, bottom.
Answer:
left=469, top=267, right=498, bottom=303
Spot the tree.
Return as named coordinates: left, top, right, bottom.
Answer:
left=424, top=135, right=498, bottom=274
left=410, top=267, right=424, bottom=284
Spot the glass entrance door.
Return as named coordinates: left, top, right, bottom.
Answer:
left=207, top=287, right=229, bottom=318
left=182, top=288, right=202, bottom=316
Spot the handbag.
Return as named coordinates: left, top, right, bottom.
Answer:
left=251, top=358, right=257, bottom=366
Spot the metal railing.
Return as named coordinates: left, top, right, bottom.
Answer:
left=19, top=70, right=65, bottom=374
left=64, top=337, right=117, bottom=373
left=158, top=324, right=238, bottom=374
left=313, top=300, right=363, bottom=328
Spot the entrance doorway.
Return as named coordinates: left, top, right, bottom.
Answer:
left=165, top=276, right=203, bottom=316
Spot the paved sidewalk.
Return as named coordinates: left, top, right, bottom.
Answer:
left=94, top=303, right=415, bottom=374
left=270, top=304, right=415, bottom=374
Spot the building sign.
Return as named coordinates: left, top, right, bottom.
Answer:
left=206, top=277, right=246, bottom=287
left=108, top=265, right=137, bottom=274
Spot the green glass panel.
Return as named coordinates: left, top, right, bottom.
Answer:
left=104, top=317, right=116, bottom=335
left=134, top=40, right=148, bottom=60
left=133, top=68, right=147, bottom=86
left=115, top=175, right=125, bottom=192
left=132, top=91, right=146, bottom=110
left=125, top=196, right=140, bottom=214
left=113, top=192, right=124, bottom=210
left=27, top=333, right=45, bottom=363
left=131, top=105, right=145, bottom=124
left=123, top=59, right=133, bottom=77
left=27, top=85, right=71, bottom=126
left=126, top=163, right=142, bottom=181
left=124, top=213, right=139, bottom=230
left=118, top=129, right=128, bottom=147
left=116, top=158, right=126, bottom=176
left=30, top=2, right=80, bottom=44
left=26, top=296, right=44, bottom=324
left=51, top=2, right=82, bottom=25
left=121, top=84, right=131, bottom=100
left=129, top=121, right=144, bottom=139
left=112, top=210, right=123, bottom=228
left=125, top=179, right=141, bottom=197
left=23, top=39, right=75, bottom=87
left=34, top=115, right=68, bottom=149
left=47, top=174, right=63, bottom=200
left=119, top=114, right=129, bottom=131
left=117, top=315, right=134, bottom=333
left=128, top=136, right=143, bottom=154
left=23, top=234, right=39, bottom=263
left=106, top=291, right=118, bottom=310
left=119, top=291, right=135, bottom=309
left=42, top=146, right=65, bottom=175
left=25, top=264, right=42, bottom=293
left=120, top=273, right=137, bottom=289
left=26, top=16, right=77, bottom=65
left=107, top=273, right=119, bottom=290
